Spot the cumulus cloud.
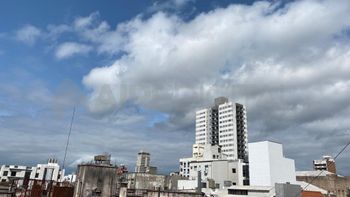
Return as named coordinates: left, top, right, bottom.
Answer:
left=55, top=42, right=93, bottom=59
left=15, top=24, right=42, bottom=45
left=80, top=0, right=350, bottom=173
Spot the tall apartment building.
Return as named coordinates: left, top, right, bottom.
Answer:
left=195, top=97, right=248, bottom=161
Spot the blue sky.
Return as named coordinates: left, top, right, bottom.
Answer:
left=1, top=0, right=350, bottom=176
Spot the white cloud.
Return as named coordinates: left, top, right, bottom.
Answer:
left=55, top=42, right=93, bottom=59
left=80, top=0, right=350, bottom=173
left=4, top=0, right=350, bottom=174
left=15, top=25, right=42, bottom=45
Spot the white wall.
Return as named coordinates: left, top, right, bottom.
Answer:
left=189, top=160, right=246, bottom=188
left=248, top=141, right=296, bottom=186
left=177, top=180, right=197, bottom=190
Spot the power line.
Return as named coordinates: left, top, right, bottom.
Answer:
left=294, top=141, right=350, bottom=197
left=62, top=107, right=76, bottom=171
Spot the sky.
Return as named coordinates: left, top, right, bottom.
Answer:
left=0, top=0, right=350, bottom=175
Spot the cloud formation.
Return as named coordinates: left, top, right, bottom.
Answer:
left=3, top=0, right=350, bottom=175
left=80, top=0, right=350, bottom=173
left=55, top=42, right=93, bottom=59
left=15, top=25, right=42, bottom=45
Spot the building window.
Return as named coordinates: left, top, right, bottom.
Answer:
left=232, top=168, right=236, bottom=173
left=35, top=173, right=39, bottom=178
left=10, top=171, right=16, bottom=177
left=1, top=179, right=6, bottom=182
left=243, top=180, right=250, bottom=186
left=228, top=189, right=248, bottom=195
left=3, top=171, right=8, bottom=176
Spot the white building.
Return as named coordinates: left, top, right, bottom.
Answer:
left=248, top=141, right=296, bottom=186
left=0, top=159, right=64, bottom=185
left=195, top=97, right=248, bottom=161
left=30, top=158, right=64, bottom=182
left=189, top=159, right=249, bottom=187
left=179, top=157, right=193, bottom=178
left=0, top=165, right=34, bottom=184
left=179, top=144, right=249, bottom=188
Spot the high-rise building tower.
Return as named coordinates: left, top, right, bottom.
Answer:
left=195, top=97, right=248, bottom=161
left=135, top=151, right=157, bottom=174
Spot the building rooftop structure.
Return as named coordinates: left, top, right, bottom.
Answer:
left=296, top=171, right=336, bottom=177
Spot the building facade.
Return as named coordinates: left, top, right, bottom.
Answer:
left=0, top=165, right=33, bottom=184
left=179, top=144, right=249, bottom=188
left=296, top=171, right=350, bottom=197
left=0, top=159, right=64, bottom=184
left=195, top=97, right=248, bottom=161
left=73, top=154, right=125, bottom=197
left=135, top=151, right=157, bottom=174
left=313, top=155, right=336, bottom=174
left=248, top=141, right=296, bottom=187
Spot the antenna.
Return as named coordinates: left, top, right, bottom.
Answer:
left=62, top=107, right=76, bottom=170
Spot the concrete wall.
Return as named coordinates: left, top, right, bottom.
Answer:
left=178, top=180, right=197, bottom=190
left=146, top=190, right=202, bottom=197
left=119, top=187, right=202, bottom=197
left=297, top=175, right=350, bottom=197
left=74, top=165, right=118, bottom=197
left=275, top=183, right=301, bottom=197
left=127, top=173, right=166, bottom=190
left=188, top=159, right=246, bottom=188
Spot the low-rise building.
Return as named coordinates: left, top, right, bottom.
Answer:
left=73, top=154, right=126, bottom=197
left=201, top=182, right=301, bottom=197
left=179, top=144, right=249, bottom=189
left=296, top=171, right=350, bottom=197
left=0, top=158, right=64, bottom=185
left=30, top=158, right=64, bottom=182
left=0, top=165, right=33, bottom=184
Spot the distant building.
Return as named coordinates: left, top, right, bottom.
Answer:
left=296, top=171, right=350, bottom=197
left=135, top=151, right=157, bottom=174
left=0, top=158, right=64, bottom=185
left=313, top=155, right=336, bottom=174
left=30, top=158, right=64, bottom=182
left=195, top=97, right=248, bottom=161
left=248, top=141, right=296, bottom=186
left=63, top=173, right=77, bottom=183
left=0, top=165, right=34, bottom=184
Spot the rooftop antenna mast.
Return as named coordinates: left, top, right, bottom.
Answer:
left=62, top=107, right=76, bottom=170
